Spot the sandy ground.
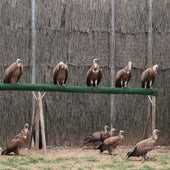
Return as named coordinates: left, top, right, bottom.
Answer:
left=0, top=146, right=170, bottom=170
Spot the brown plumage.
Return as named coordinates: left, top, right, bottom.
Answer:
left=1, top=123, right=29, bottom=155
left=83, top=125, right=110, bottom=145
left=53, top=62, right=68, bottom=86
left=86, top=58, right=103, bottom=86
left=127, top=129, right=160, bottom=162
left=3, top=59, right=23, bottom=84
left=115, top=61, right=132, bottom=87
left=141, top=65, right=158, bottom=88
left=97, top=130, right=126, bottom=155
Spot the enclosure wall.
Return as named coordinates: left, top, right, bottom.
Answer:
left=0, top=0, right=170, bottom=146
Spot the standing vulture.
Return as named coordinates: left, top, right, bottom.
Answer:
left=53, top=62, right=68, bottom=86
left=83, top=125, right=110, bottom=146
left=3, top=58, right=23, bottom=84
left=97, top=130, right=126, bottom=155
left=115, top=61, right=132, bottom=87
left=141, top=65, right=158, bottom=88
left=127, top=129, right=160, bottom=162
left=1, top=123, right=29, bottom=155
left=86, top=58, right=103, bottom=86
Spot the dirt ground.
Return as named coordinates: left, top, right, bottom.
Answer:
left=0, top=146, right=170, bottom=170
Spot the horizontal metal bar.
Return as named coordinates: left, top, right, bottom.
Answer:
left=0, top=83, right=158, bottom=96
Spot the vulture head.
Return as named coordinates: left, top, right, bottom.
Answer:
left=24, top=123, right=29, bottom=129
left=93, top=58, right=100, bottom=69
left=119, top=130, right=126, bottom=138
left=153, top=65, right=159, bottom=74
left=16, top=58, right=22, bottom=66
left=128, top=61, right=132, bottom=70
left=58, top=62, right=66, bottom=69
left=104, top=125, right=110, bottom=132
left=153, top=129, right=160, bottom=140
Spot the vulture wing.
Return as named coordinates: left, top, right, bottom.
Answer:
left=136, top=139, right=155, bottom=153
left=97, top=69, right=103, bottom=85
left=1, top=139, right=19, bottom=155
left=3, top=62, right=23, bottom=83
left=86, top=68, right=92, bottom=86
left=115, top=69, right=124, bottom=87
left=53, top=65, right=59, bottom=85
left=64, top=67, right=68, bottom=84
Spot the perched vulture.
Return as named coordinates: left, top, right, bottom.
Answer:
left=141, top=65, right=159, bottom=88
left=1, top=123, right=29, bottom=155
left=97, top=130, right=126, bottom=155
left=127, top=129, right=160, bottom=162
left=115, top=61, right=132, bottom=87
left=86, top=58, right=103, bottom=86
left=53, top=62, right=68, bottom=86
left=3, top=58, right=23, bottom=84
left=83, top=125, right=110, bottom=146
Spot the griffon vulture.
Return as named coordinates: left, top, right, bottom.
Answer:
left=1, top=123, right=29, bottom=155
left=53, top=62, right=68, bottom=86
left=3, top=59, right=23, bottom=84
left=86, top=58, right=103, bottom=86
left=83, top=125, right=110, bottom=146
left=97, top=130, right=126, bottom=155
left=115, top=61, right=132, bottom=87
left=127, top=129, right=160, bottom=162
left=141, top=65, right=158, bottom=88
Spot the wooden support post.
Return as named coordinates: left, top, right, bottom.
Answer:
left=143, top=96, right=152, bottom=139
left=35, top=100, right=40, bottom=149
left=152, top=96, right=156, bottom=130
left=37, top=92, right=46, bottom=154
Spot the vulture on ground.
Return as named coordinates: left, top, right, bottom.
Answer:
left=1, top=123, right=29, bottom=155
left=53, top=62, right=68, bottom=86
left=86, top=58, right=103, bottom=86
left=115, top=61, right=132, bottom=87
left=3, top=59, right=23, bottom=84
left=127, top=129, right=160, bottom=162
left=83, top=125, right=110, bottom=146
left=141, top=65, right=158, bottom=88
left=97, top=130, right=126, bottom=155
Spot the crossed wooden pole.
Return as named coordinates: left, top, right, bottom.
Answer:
left=28, top=92, right=47, bottom=154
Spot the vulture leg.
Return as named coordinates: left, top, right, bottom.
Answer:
left=108, top=147, right=113, bottom=155
left=121, top=80, right=123, bottom=87
left=149, top=81, right=152, bottom=88
left=141, top=155, right=147, bottom=163
left=125, top=81, right=128, bottom=87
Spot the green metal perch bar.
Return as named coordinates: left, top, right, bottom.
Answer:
left=0, top=83, right=158, bottom=96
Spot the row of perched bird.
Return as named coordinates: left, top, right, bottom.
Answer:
left=2, top=58, right=158, bottom=88
left=83, top=125, right=160, bottom=163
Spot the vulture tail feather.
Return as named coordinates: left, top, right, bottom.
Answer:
left=97, top=144, right=107, bottom=153
left=127, top=147, right=137, bottom=158
left=83, top=136, right=101, bottom=144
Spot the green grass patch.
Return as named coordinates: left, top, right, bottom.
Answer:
left=139, top=165, right=155, bottom=170
left=0, top=156, right=51, bottom=167
left=82, top=156, right=98, bottom=162
left=52, top=157, right=77, bottom=163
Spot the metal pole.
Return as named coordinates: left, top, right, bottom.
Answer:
left=147, top=0, right=152, bottom=66
left=28, top=0, right=37, bottom=149
left=110, top=0, right=116, bottom=129
left=31, top=0, right=36, bottom=82
left=147, top=0, right=153, bottom=136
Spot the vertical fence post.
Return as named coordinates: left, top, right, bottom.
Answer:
left=110, top=0, right=116, bottom=129
left=28, top=0, right=37, bottom=149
